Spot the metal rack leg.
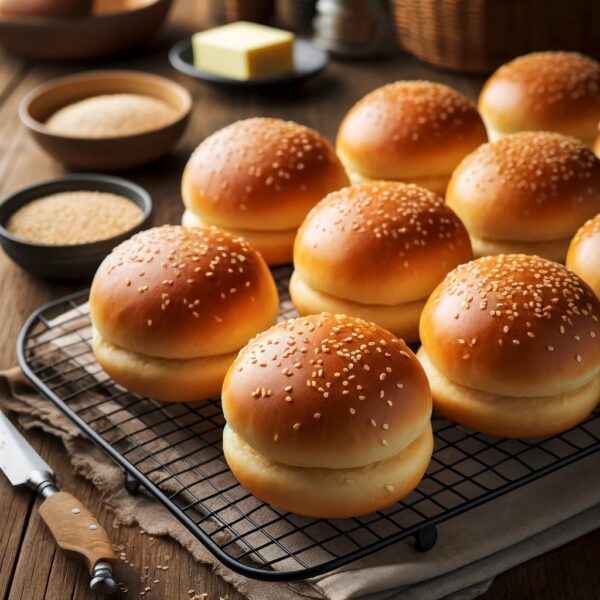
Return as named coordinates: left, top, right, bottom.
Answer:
left=124, top=471, right=141, bottom=495
left=413, top=524, right=438, bottom=552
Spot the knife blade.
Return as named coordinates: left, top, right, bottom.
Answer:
left=0, top=410, right=117, bottom=595
left=0, top=409, right=54, bottom=487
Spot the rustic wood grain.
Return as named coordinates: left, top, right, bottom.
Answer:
left=0, top=1, right=598, bottom=599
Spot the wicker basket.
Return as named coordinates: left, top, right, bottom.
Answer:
left=391, top=0, right=600, bottom=74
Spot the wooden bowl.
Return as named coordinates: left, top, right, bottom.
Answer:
left=0, top=174, right=152, bottom=280
left=19, top=70, right=192, bottom=171
left=0, top=0, right=173, bottom=61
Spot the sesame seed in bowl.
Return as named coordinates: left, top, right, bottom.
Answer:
left=0, top=174, right=152, bottom=280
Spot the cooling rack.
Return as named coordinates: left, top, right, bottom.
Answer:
left=17, top=266, right=600, bottom=581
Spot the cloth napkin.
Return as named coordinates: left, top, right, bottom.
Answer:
left=1, top=367, right=598, bottom=600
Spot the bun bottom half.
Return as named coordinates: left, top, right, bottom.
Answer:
left=289, top=271, right=424, bottom=342
left=92, top=330, right=236, bottom=403
left=417, top=347, right=600, bottom=439
left=223, top=423, right=433, bottom=518
left=345, top=169, right=450, bottom=196
left=470, top=234, right=571, bottom=263
left=182, top=209, right=295, bottom=265
left=482, top=121, right=598, bottom=147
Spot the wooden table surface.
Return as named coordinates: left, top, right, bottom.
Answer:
left=0, top=2, right=598, bottom=599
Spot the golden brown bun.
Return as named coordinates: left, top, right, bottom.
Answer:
left=469, top=234, right=570, bottom=263
left=294, top=182, right=473, bottom=305
left=289, top=271, right=425, bottom=342
left=419, top=254, right=600, bottom=399
left=447, top=133, right=600, bottom=260
left=222, top=313, right=432, bottom=470
left=0, top=0, right=91, bottom=16
left=418, top=347, right=599, bottom=438
left=90, top=225, right=279, bottom=360
left=478, top=52, right=600, bottom=144
left=223, top=422, right=433, bottom=519
left=567, top=214, right=600, bottom=298
left=92, top=330, right=235, bottom=403
left=336, top=81, right=487, bottom=189
left=595, top=131, right=600, bottom=157
left=347, top=170, right=450, bottom=197
left=182, top=118, right=349, bottom=232
left=182, top=208, right=295, bottom=266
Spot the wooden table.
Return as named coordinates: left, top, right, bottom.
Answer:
left=0, top=2, right=598, bottom=599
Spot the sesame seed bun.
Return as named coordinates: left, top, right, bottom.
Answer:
left=336, top=81, right=487, bottom=193
left=446, top=132, right=600, bottom=261
left=182, top=208, right=295, bottom=266
left=223, top=422, right=433, bottom=519
left=90, top=225, right=279, bottom=402
left=222, top=314, right=433, bottom=517
left=478, top=52, right=600, bottom=144
left=567, top=214, right=600, bottom=298
left=181, top=118, right=349, bottom=265
left=417, top=346, right=600, bottom=439
left=467, top=236, right=571, bottom=264
left=290, top=182, right=473, bottom=341
left=418, top=254, right=600, bottom=437
left=91, top=330, right=236, bottom=403
left=289, top=271, right=426, bottom=343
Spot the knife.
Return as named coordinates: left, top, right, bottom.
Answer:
left=0, top=410, right=117, bottom=595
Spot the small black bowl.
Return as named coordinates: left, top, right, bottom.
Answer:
left=0, top=174, right=152, bottom=280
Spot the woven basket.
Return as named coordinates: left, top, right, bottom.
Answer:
left=391, top=0, right=600, bottom=74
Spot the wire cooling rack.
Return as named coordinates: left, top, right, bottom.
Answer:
left=17, top=266, right=600, bottom=581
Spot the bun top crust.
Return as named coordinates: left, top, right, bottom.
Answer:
left=90, top=225, right=278, bottom=359
left=336, top=81, right=487, bottom=180
left=222, top=313, right=432, bottom=469
left=420, top=254, right=600, bottom=397
left=182, top=118, right=349, bottom=231
left=567, top=214, right=600, bottom=296
left=447, top=132, right=600, bottom=242
left=294, top=181, right=473, bottom=305
left=478, top=52, right=600, bottom=142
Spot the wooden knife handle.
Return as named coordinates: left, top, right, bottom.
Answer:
left=38, top=491, right=116, bottom=573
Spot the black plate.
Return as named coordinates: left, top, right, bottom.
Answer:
left=168, top=37, right=329, bottom=88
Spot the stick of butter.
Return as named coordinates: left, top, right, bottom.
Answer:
left=192, top=21, right=295, bottom=80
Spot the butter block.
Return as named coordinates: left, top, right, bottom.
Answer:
left=192, top=21, right=294, bottom=80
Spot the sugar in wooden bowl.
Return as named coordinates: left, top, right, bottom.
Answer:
left=6, top=190, right=144, bottom=245
left=45, top=93, right=178, bottom=139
